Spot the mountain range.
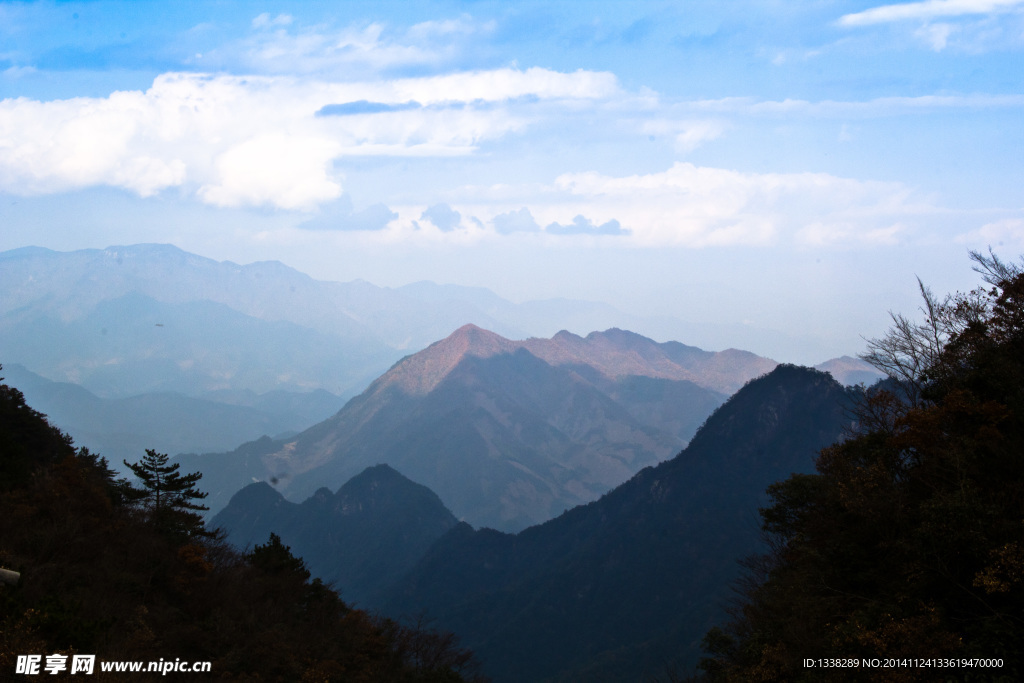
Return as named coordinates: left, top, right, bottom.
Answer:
left=2, top=241, right=892, bottom=680
left=185, top=321, right=881, bottom=530
left=378, top=364, right=854, bottom=681
left=1, top=245, right=398, bottom=398
left=2, top=243, right=881, bottom=497
left=214, top=363, right=855, bottom=681
left=0, top=244, right=880, bottom=401
left=186, top=324, right=767, bottom=530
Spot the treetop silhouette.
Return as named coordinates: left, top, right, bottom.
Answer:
left=124, top=448, right=210, bottom=539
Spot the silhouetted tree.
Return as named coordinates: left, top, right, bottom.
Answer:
left=124, top=448, right=210, bottom=539
left=249, top=532, right=311, bottom=579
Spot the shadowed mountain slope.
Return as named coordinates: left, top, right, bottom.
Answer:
left=212, top=464, right=458, bottom=605
left=378, top=364, right=854, bottom=682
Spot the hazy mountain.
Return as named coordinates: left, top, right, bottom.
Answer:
left=379, top=364, right=854, bottom=682
left=193, top=387, right=345, bottom=429
left=0, top=292, right=390, bottom=397
left=212, top=464, right=459, bottom=605
left=1, top=244, right=857, bottom=401
left=0, top=363, right=343, bottom=470
left=185, top=325, right=740, bottom=530
left=395, top=280, right=841, bottom=363
left=814, top=354, right=886, bottom=386
left=0, top=244, right=637, bottom=397
left=0, top=244, right=379, bottom=343
left=0, top=243, right=403, bottom=397
left=518, top=326, right=777, bottom=395
left=176, top=436, right=285, bottom=521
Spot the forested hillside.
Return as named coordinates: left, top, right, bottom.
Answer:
left=0, top=369, right=485, bottom=682
left=700, top=251, right=1024, bottom=681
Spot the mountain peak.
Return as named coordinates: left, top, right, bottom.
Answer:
left=449, top=323, right=511, bottom=349
left=339, top=463, right=406, bottom=493
left=221, top=480, right=286, bottom=512
left=375, top=324, right=520, bottom=396
left=586, top=327, right=633, bottom=341
left=552, top=329, right=583, bottom=342
left=335, top=464, right=456, bottom=518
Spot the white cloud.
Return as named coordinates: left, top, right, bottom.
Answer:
left=252, top=13, right=293, bottom=30
left=689, top=94, right=1024, bottom=117
left=916, top=21, right=958, bottom=48
left=0, top=68, right=617, bottom=209
left=407, top=16, right=489, bottom=41
left=640, top=119, right=725, bottom=152
left=839, top=0, right=1024, bottom=27
left=0, top=89, right=188, bottom=197
left=198, top=134, right=342, bottom=209
left=436, top=163, right=929, bottom=247
left=236, top=22, right=438, bottom=74
left=797, top=222, right=905, bottom=247
left=836, top=0, right=1024, bottom=50
left=3, top=65, right=37, bottom=79
left=553, top=163, right=920, bottom=246
left=956, top=217, right=1024, bottom=247
left=214, top=16, right=495, bottom=76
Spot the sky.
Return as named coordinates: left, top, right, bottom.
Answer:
left=1, top=0, right=1023, bottom=363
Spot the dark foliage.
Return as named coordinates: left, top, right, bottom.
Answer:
left=0, top=367, right=76, bottom=493
left=0, top=373, right=487, bottom=682
left=700, top=251, right=1024, bottom=681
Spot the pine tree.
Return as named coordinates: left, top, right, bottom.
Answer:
left=248, top=532, right=312, bottom=580
left=124, top=448, right=210, bottom=539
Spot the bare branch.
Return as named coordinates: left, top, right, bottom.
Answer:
left=970, top=247, right=1024, bottom=286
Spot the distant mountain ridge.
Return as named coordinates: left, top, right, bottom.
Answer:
left=0, top=244, right=876, bottom=400
left=0, top=245, right=401, bottom=397
left=363, top=323, right=776, bottom=398
left=814, top=354, right=886, bottom=386
left=184, top=324, right=741, bottom=530
left=522, top=327, right=778, bottom=394
left=0, top=363, right=344, bottom=467
left=0, top=244, right=652, bottom=397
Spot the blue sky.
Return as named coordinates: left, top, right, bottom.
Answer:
left=2, top=0, right=1023, bottom=362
